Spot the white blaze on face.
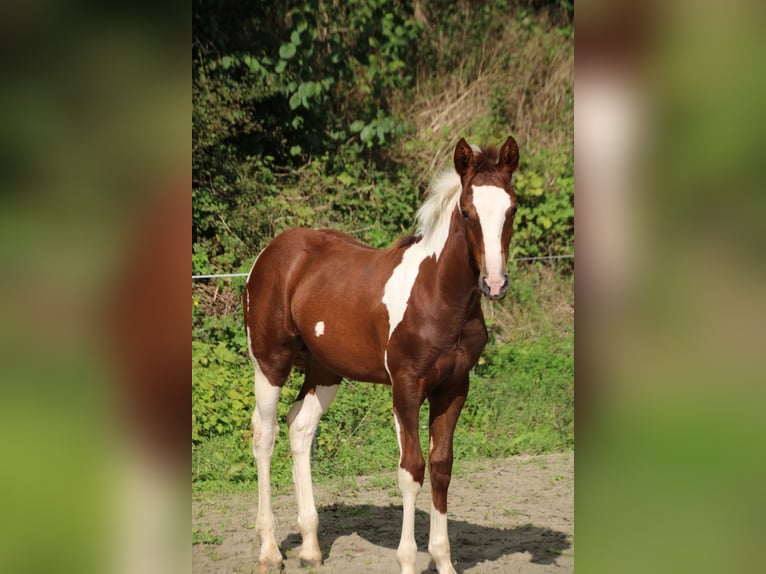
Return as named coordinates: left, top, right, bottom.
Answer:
left=472, top=185, right=511, bottom=295
left=314, top=321, right=325, bottom=337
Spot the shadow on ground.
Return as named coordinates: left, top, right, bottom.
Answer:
left=279, top=503, right=570, bottom=573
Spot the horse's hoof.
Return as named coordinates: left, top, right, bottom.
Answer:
left=299, top=557, right=322, bottom=569
left=258, top=559, right=284, bottom=573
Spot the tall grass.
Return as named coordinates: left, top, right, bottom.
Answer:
left=391, top=4, right=573, bottom=186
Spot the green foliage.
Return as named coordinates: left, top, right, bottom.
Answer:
left=192, top=340, right=251, bottom=442
left=193, top=0, right=421, bottom=269
left=192, top=529, right=223, bottom=545
left=464, top=338, right=574, bottom=456
left=512, top=149, right=574, bottom=261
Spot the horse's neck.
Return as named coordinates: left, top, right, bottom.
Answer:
left=432, top=213, right=480, bottom=308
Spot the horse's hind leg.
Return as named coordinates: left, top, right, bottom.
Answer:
left=286, top=357, right=340, bottom=567
left=250, top=354, right=290, bottom=573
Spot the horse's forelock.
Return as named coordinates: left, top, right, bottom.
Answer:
left=471, top=146, right=501, bottom=174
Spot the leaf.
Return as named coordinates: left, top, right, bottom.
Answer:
left=226, top=463, right=245, bottom=477
left=337, top=172, right=354, bottom=186
left=360, top=124, right=375, bottom=144
left=349, top=120, right=365, bottom=133
left=289, top=91, right=302, bottom=110
left=279, top=42, right=297, bottom=60
left=290, top=145, right=302, bottom=156
left=298, top=81, right=315, bottom=100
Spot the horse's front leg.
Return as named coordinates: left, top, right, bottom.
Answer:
left=392, top=385, right=427, bottom=574
left=427, top=377, right=469, bottom=574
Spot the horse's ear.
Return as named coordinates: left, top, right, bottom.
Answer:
left=454, top=138, right=474, bottom=177
left=498, top=136, right=519, bottom=177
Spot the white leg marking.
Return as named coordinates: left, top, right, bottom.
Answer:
left=429, top=503, right=456, bottom=574
left=251, top=358, right=283, bottom=568
left=472, top=184, right=512, bottom=295
left=397, top=467, right=422, bottom=574
left=394, top=410, right=403, bottom=462
left=287, top=385, right=339, bottom=565
left=314, top=321, right=325, bottom=337
left=394, top=411, right=422, bottom=574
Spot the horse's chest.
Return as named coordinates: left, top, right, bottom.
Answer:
left=388, top=314, right=487, bottom=384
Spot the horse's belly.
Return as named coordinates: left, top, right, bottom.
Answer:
left=297, top=318, right=389, bottom=384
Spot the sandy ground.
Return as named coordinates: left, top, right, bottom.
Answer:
left=192, top=452, right=573, bottom=573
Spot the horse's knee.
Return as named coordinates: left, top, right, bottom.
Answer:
left=399, top=438, right=426, bottom=486
left=399, top=462, right=425, bottom=497
left=251, top=411, right=278, bottom=455
left=429, top=458, right=452, bottom=490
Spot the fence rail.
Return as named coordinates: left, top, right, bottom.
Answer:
left=192, top=253, right=574, bottom=280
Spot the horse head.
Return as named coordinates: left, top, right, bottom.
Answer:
left=453, top=136, right=520, bottom=300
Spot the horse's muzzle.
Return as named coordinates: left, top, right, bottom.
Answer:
left=481, top=274, right=509, bottom=300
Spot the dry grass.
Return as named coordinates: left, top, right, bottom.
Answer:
left=484, top=265, right=574, bottom=347
left=393, top=9, right=573, bottom=185
left=193, top=281, right=241, bottom=318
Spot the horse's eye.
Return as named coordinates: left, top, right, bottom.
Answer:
left=510, top=204, right=519, bottom=216
left=461, top=209, right=470, bottom=220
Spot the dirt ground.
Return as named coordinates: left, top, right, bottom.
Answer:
left=192, top=452, right=573, bottom=573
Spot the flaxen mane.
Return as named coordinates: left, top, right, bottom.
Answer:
left=414, top=145, right=499, bottom=249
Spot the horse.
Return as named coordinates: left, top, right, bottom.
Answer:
left=243, top=136, right=520, bottom=574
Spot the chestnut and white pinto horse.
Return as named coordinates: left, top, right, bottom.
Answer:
left=243, top=136, right=520, bottom=573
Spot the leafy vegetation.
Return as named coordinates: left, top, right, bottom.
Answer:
left=192, top=0, right=573, bottom=492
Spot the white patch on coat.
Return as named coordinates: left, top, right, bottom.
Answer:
left=383, top=169, right=462, bottom=345
left=472, top=185, right=511, bottom=281
left=314, top=321, right=325, bottom=337
left=382, top=243, right=430, bottom=339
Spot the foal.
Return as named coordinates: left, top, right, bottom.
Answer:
left=243, top=136, right=519, bottom=574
